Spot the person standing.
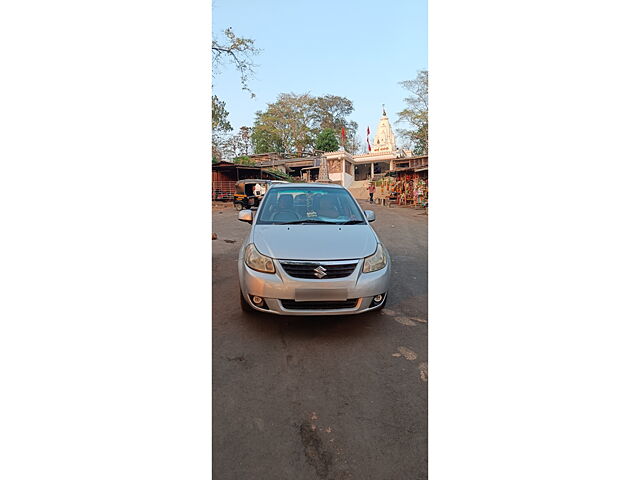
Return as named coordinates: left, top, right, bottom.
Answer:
left=368, top=182, right=376, bottom=204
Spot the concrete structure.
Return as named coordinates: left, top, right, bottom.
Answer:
left=349, top=107, right=413, bottom=180
left=371, top=106, right=396, bottom=153
left=242, top=107, right=423, bottom=191
left=312, top=108, right=412, bottom=188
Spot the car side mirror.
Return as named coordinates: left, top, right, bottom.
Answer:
left=238, top=210, right=253, bottom=223
left=365, top=210, right=376, bottom=222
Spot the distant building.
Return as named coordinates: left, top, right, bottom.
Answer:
left=240, top=107, right=424, bottom=188
left=349, top=107, right=413, bottom=183
left=211, top=161, right=285, bottom=200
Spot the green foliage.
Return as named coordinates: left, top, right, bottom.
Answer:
left=266, top=169, right=295, bottom=182
left=251, top=124, right=285, bottom=154
left=212, top=95, right=233, bottom=162
left=212, top=95, right=232, bottom=132
left=233, top=156, right=257, bottom=166
left=315, top=128, right=339, bottom=152
left=251, top=93, right=358, bottom=155
left=252, top=93, right=314, bottom=155
left=397, top=70, right=428, bottom=155
left=211, top=25, right=259, bottom=160
left=310, top=95, right=354, bottom=131
left=310, top=96, right=360, bottom=152
left=343, top=120, right=361, bottom=154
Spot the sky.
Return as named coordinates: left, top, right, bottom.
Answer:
left=213, top=0, right=427, bottom=151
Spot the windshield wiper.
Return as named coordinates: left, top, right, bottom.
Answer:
left=279, top=219, right=338, bottom=225
left=339, top=220, right=365, bottom=225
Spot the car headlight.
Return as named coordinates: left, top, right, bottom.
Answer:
left=244, top=243, right=276, bottom=274
left=363, top=243, right=388, bottom=273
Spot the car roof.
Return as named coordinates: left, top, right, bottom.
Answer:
left=235, top=179, right=272, bottom=184
left=270, top=182, right=343, bottom=189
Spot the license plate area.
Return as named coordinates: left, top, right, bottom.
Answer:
left=294, top=288, right=348, bottom=302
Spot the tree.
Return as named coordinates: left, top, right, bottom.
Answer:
left=251, top=93, right=358, bottom=155
left=211, top=25, right=259, bottom=161
left=343, top=120, right=361, bottom=154
left=212, top=27, right=260, bottom=97
left=315, top=129, right=339, bottom=152
left=310, top=96, right=360, bottom=152
left=310, top=95, right=354, bottom=131
left=251, top=125, right=285, bottom=154
left=237, top=126, right=252, bottom=156
left=212, top=95, right=232, bottom=162
left=397, top=70, right=428, bottom=155
left=211, top=95, right=232, bottom=132
left=252, top=93, right=315, bottom=155
left=222, top=126, right=253, bottom=159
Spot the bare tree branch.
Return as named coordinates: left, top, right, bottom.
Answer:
left=212, top=27, right=260, bottom=98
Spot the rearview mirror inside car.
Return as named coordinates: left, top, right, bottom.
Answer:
left=238, top=210, right=253, bottom=223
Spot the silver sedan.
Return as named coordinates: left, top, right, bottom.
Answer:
left=237, top=183, right=391, bottom=315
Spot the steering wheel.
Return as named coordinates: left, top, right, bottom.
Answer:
left=273, top=211, right=299, bottom=222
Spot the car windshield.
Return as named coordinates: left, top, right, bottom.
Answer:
left=255, top=187, right=366, bottom=225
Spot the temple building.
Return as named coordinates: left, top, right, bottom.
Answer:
left=247, top=106, right=422, bottom=189
left=370, top=106, right=397, bottom=153
left=323, top=107, right=413, bottom=187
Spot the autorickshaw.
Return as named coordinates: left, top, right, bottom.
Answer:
left=233, top=179, right=272, bottom=211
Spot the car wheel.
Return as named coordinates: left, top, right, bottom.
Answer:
left=234, top=202, right=243, bottom=211
left=240, top=291, right=256, bottom=313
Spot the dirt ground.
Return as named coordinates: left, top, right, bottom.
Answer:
left=213, top=200, right=427, bottom=479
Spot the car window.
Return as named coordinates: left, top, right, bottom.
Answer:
left=256, top=187, right=365, bottom=225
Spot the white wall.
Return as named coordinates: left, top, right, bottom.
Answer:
left=342, top=172, right=354, bottom=188
left=329, top=172, right=342, bottom=184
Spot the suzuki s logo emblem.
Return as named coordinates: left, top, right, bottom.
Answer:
left=314, top=265, right=327, bottom=278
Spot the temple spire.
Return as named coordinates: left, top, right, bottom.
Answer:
left=372, top=105, right=396, bottom=153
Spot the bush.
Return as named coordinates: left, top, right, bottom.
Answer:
left=234, top=156, right=257, bottom=166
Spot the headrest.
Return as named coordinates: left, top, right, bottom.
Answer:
left=278, top=193, right=293, bottom=206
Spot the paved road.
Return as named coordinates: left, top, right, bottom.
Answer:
left=213, top=201, right=428, bottom=480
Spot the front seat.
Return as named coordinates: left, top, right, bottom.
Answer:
left=272, top=194, right=298, bottom=222
left=293, top=194, right=307, bottom=218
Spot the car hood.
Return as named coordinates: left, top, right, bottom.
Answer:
left=252, top=224, right=378, bottom=261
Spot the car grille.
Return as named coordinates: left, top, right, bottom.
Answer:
left=280, top=262, right=358, bottom=279
left=280, top=299, right=359, bottom=310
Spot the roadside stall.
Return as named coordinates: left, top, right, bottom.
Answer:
left=379, top=167, right=428, bottom=209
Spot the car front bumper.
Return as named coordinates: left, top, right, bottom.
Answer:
left=238, top=257, right=390, bottom=316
